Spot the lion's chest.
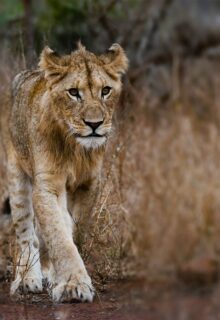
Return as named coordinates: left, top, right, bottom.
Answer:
left=66, top=171, right=90, bottom=193
left=65, top=156, right=101, bottom=193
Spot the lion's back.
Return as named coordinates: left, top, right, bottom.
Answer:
left=12, top=70, right=33, bottom=96
left=10, top=70, right=45, bottom=159
left=12, top=69, right=44, bottom=100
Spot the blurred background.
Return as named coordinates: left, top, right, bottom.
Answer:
left=2, top=0, right=220, bottom=318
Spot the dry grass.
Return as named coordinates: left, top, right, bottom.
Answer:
left=122, top=115, right=220, bottom=277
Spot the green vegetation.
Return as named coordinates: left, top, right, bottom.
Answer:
left=0, top=0, right=147, bottom=62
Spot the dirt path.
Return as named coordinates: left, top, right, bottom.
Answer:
left=1, top=278, right=220, bottom=320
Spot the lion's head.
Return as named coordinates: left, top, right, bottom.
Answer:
left=39, top=43, right=128, bottom=149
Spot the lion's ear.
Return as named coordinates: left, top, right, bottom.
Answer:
left=100, top=43, right=129, bottom=77
left=39, top=46, right=69, bottom=84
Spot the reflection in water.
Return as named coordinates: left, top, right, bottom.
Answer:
left=2, top=280, right=220, bottom=320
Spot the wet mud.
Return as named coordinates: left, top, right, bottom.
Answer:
left=1, top=278, right=220, bottom=320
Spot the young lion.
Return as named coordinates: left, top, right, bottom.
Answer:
left=7, top=43, right=128, bottom=302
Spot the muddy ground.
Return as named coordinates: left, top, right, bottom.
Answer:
left=1, top=277, right=220, bottom=320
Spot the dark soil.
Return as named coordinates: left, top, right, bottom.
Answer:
left=1, top=277, right=220, bottom=320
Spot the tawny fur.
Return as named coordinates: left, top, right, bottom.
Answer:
left=6, top=43, right=128, bottom=302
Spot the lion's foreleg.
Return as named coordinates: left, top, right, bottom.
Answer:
left=32, top=174, right=94, bottom=302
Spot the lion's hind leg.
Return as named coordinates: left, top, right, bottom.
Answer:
left=8, top=156, right=42, bottom=296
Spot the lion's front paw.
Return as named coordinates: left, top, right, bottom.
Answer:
left=10, top=274, right=43, bottom=296
left=52, top=274, right=95, bottom=303
left=10, top=260, right=43, bottom=296
left=10, top=247, right=43, bottom=296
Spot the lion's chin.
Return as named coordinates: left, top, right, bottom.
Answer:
left=76, top=136, right=106, bottom=149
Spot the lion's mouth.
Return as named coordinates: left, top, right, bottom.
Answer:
left=87, top=133, right=103, bottom=138
left=76, top=133, right=105, bottom=138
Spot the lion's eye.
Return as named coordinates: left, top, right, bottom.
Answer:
left=68, top=88, right=81, bottom=100
left=102, top=86, right=111, bottom=97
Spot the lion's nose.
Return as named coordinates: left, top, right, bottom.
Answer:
left=84, top=120, right=103, bottom=131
